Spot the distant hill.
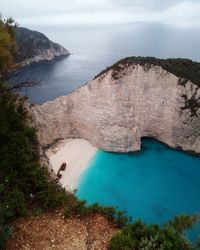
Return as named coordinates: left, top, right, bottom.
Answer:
left=15, top=27, right=70, bottom=66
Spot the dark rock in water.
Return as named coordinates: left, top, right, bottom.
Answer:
left=15, top=27, right=70, bottom=67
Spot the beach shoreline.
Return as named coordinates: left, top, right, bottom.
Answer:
left=45, top=138, right=97, bottom=191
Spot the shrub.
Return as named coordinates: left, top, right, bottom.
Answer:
left=109, top=216, right=200, bottom=250
left=0, top=15, right=17, bottom=77
left=109, top=233, right=133, bottom=250
left=0, top=83, right=72, bottom=248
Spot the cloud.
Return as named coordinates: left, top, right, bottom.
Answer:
left=1, top=0, right=113, bottom=18
left=1, top=0, right=200, bottom=26
left=162, top=1, right=200, bottom=25
left=16, top=12, right=130, bottom=26
left=112, top=0, right=200, bottom=11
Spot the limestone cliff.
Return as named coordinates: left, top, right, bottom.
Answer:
left=31, top=57, right=200, bottom=155
left=16, top=27, right=70, bottom=66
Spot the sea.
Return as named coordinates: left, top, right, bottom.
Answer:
left=10, top=22, right=200, bottom=103
left=10, top=22, right=200, bottom=237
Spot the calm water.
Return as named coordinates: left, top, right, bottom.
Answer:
left=77, top=139, right=200, bottom=238
left=10, top=22, right=200, bottom=103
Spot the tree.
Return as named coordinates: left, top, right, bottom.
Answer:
left=0, top=14, right=17, bottom=77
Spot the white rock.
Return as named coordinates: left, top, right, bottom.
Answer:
left=31, top=64, right=200, bottom=155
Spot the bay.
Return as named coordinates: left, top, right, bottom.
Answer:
left=10, top=22, right=200, bottom=103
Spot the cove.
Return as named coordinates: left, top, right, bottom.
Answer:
left=77, top=139, right=200, bottom=237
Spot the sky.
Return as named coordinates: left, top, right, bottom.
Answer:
left=1, top=0, right=200, bottom=26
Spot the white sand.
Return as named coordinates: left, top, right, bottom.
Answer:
left=45, top=139, right=97, bottom=191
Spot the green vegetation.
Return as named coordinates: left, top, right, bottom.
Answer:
left=64, top=200, right=129, bottom=227
left=181, top=88, right=200, bottom=117
left=94, top=56, right=200, bottom=88
left=0, top=15, right=17, bottom=77
left=0, top=83, right=68, bottom=248
left=110, top=215, right=200, bottom=250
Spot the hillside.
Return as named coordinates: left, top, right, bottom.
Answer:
left=15, top=27, right=70, bottom=66
left=6, top=211, right=116, bottom=250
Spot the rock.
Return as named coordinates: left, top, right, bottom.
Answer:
left=15, top=27, right=70, bottom=67
left=30, top=57, right=200, bottom=155
left=60, top=163, right=67, bottom=171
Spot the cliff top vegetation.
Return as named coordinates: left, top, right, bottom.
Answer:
left=95, top=56, right=200, bottom=88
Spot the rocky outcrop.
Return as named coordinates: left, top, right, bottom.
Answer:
left=15, top=27, right=70, bottom=67
left=31, top=57, right=200, bottom=155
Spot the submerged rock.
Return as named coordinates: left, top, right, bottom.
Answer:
left=31, top=57, right=200, bottom=155
left=15, top=27, right=70, bottom=67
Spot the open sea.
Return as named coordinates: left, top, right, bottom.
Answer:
left=11, top=22, right=200, bottom=235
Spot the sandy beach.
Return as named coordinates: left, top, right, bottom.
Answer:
left=45, top=139, right=97, bottom=191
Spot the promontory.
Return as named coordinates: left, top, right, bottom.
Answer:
left=30, top=57, right=200, bottom=155
left=15, top=27, right=70, bottom=66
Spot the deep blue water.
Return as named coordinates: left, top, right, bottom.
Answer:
left=77, top=139, right=200, bottom=238
left=10, top=22, right=200, bottom=104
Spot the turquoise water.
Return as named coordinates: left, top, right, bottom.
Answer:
left=77, top=139, right=200, bottom=235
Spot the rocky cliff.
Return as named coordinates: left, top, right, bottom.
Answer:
left=15, top=27, right=70, bottom=66
left=31, top=57, right=200, bottom=155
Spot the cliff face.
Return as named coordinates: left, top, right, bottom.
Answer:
left=31, top=59, right=200, bottom=155
left=16, top=27, right=70, bottom=66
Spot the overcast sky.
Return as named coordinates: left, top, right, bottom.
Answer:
left=1, top=0, right=200, bottom=26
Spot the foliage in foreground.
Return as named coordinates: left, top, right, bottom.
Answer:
left=0, top=82, right=129, bottom=249
left=109, top=215, right=200, bottom=250
left=0, top=14, right=17, bottom=77
left=0, top=83, right=68, bottom=248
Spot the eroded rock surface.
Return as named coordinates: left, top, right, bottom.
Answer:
left=31, top=60, right=200, bottom=154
